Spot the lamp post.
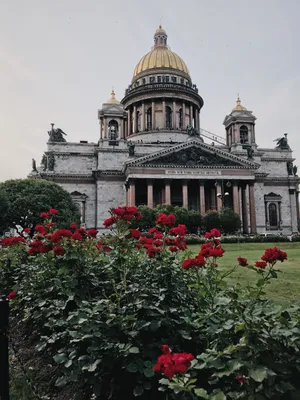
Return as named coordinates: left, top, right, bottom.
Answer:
left=215, top=180, right=231, bottom=208
left=0, top=296, right=10, bottom=400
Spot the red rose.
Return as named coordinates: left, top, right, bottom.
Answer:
left=153, top=239, right=163, bottom=247
left=46, top=222, right=56, bottom=228
left=148, top=227, right=159, bottom=235
left=72, top=232, right=83, bottom=241
left=127, top=229, right=141, bottom=239
left=146, top=246, right=161, bottom=258
left=182, top=255, right=206, bottom=270
left=205, top=228, right=221, bottom=239
left=254, top=261, right=267, bottom=269
left=153, top=232, right=164, bottom=239
left=169, top=224, right=188, bottom=236
left=51, top=229, right=72, bottom=243
left=237, top=257, right=248, bottom=267
left=103, top=217, right=116, bottom=227
left=24, top=228, right=31, bottom=233
left=261, top=247, right=287, bottom=264
left=156, top=213, right=176, bottom=227
left=237, top=375, right=247, bottom=385
left=53, top=246, right=65, bottom=256
left=35, top=224, right=47, bottom=236
left=7, top=290, right=17, bottom=300
left=70, top=222, right=77, bottom=229
left=169, top=246, right=179, bottom=252
left=87, top=229, right=98, bottom=238
left=49, top=208, right=58, bottom=215
left=1, top=237, right=26, bottom=247
left=40, top=212, right=49, bottom=218
left=153, top=345, right=194, bottom=379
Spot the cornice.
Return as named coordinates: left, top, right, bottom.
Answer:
left=260, top=157, right=295, bottom=162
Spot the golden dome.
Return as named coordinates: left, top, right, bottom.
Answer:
left=132, top=26, right=190, bottom=81
left=232, top=96, right=247, bottom=112
left=106, top=90, right=120, bottom=104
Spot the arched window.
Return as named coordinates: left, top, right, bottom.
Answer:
left=166, top=106, right=172, bottom=129
left=240, top=125, right=249, bottom=144
left=178, top=108, right=183, bottom=129
left=108, top=119, right=118, bottom=140
left=147, top=108, right=152, bottom=130
left=269, top=203, right=278, bottom=227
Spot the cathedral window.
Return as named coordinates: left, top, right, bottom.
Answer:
left=142, top=78, right=146, bottom=85
left=240, top=125, right=249, bottom=144
left=166, top=106, right=172, bottom=129
left=178, top=108, right=183, bottom=129
left=157, top=76, right=161, bottom=83
left=180, top=78, right=184, bottom=85
left=165, top=76, right=169, bottom=83
left=268, top=203, right=278, bottom=228
left=108, top=119, right=118, bottom=140
left=264, top=193, right=282, bottom=230
left=147, top=108, right=152, bottom=130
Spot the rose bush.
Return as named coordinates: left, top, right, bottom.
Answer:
left=1, top=207, right=300, bottom=400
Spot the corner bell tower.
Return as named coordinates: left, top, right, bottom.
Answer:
left=223, top=97, right=257, bottom=152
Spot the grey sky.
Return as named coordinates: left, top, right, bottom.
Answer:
left=1, top=0, right=299, bottom=181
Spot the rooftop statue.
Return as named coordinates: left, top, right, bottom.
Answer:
left=31, top=158, right=37, bottom=172
left=48, top=123, right=67, bottom=143
left=187, top=124, right=196, bottom=136
left=127, top=141, right=135, bottom=157
left=274, top=133, right=290, bottom=150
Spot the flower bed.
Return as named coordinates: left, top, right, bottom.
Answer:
left=1, top=207, right=300, bottom=400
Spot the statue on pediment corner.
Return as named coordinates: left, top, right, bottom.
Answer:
left=247, top=147, right=254, bottom=159
left=274, top=133, right=290, bottom=150
left=48, top=123, right=67, bottom=143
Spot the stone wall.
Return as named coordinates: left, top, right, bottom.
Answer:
left=96, top=180, right=126, bottom=229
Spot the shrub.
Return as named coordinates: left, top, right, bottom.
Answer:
left=203, top=210, right=221, bottom=231
left=1, top=207, right=299, bottom=400
left=219, top=208, right=241, bottom=233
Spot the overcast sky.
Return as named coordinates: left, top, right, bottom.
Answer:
left=1, top=0, right=300, bottom=181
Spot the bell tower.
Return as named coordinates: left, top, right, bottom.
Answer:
left=98, top=90, right=127, bottom=144
left=223, top=97, right=257, bottom=152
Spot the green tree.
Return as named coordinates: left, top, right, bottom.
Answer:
left=219, top=207, right=241, bottom=234
left=0, top=179, right=81, bottom=235
left=203, top=210, right=221, bottom=231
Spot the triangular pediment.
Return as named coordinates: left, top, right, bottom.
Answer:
left=127, top=140, right=259, bottom=169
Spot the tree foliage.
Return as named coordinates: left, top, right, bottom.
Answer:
left=219, top=208, right=241, bottom=234
left=0, top=179, right=80, bottom=235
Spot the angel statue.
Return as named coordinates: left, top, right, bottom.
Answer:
left=274, top=133, right=290, bottom=150
left=48, top=123, right=67, bottom=143
left=293, top=165, right=298, bottom=176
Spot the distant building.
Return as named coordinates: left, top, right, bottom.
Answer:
left=31, top=26, right=300, bottom=234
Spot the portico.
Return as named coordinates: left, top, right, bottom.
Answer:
left=126, top=175, right=257, bottom=233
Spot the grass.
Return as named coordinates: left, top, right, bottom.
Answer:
left=188, top=242, right=300, bottom=304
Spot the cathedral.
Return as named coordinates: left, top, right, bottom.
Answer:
left=31, top=26, right=300, bottom=234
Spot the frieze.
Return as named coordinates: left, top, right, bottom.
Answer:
left=166, top=170, right=221, bottom=175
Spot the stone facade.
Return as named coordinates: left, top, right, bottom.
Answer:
left=31, top=26, right=300, bottom=234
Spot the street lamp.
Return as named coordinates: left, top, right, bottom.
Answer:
left=215, top=180, right=231, bottom=208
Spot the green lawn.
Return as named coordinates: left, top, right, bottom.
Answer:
left=188, top=242, right=300, bottom=304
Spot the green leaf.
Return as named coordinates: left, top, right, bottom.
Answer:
left=55, top=375, right=69, bottom=387
left=82, top=359, right=101, bottom=372
left=194, top=388, right=208, bottom=398
left=53, top=353, right=67, bottom=364
left=127, top=363, right=138, bottom=373
left=129, top=346, right=140, bottom=354
left=64, top=359, right=73, bottom=368
left=144, top=368, right=154, bottom=377
left=133, top=386, right=144, bottom=397
left=210, top=391, right=226, bottom=400
left=249, top=367, right=267, bottom=382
